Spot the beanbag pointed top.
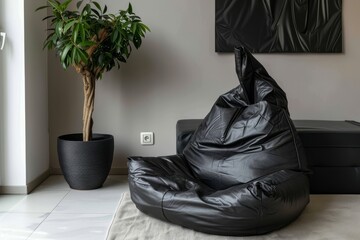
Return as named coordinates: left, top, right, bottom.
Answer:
left=235, top=46, right=266, bottom=79
left=234, top=46, right=288, bottom=108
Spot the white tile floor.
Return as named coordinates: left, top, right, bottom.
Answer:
left=0, top=175, right=128, bottom=240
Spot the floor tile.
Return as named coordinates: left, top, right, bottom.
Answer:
left=0, top=195, right=27, bottom=212
left=10, top=191, right=69, bottom=213
left=33, top=175, right=71, bottom=192
left=52, top=175, right=128, bottom=214
left=28, top=213, right=113, bottom=240
left=0, top=212, right=49, bottom=240
left=0, top=175, right=128, bottom=239
left=52, top=187, right=127, bottom=214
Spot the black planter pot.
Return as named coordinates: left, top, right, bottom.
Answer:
left=57, top=134, right=114, bottom=190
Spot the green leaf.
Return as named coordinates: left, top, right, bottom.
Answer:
left=50, top=33, right=58, bottom=45
left=71, top=47, right=77, bottom=64
left=42, top=15, right=54, bottom=21
left=131, top=23, right=137, bottom=34
left=76, top=0, right=84, bottom=9
left=98, top=54, right=105, bottom=65
left=79, top=24, right=85, bottom=41
left=118, top=28, right=125, bottom=36
left=81, top=3, right=90, bottom=16
left=61, top=44, right=72, bottom=63
left=45, top=32, right=55, bottom=41
left=63, top=20, right=76, bottom=34
left=117, top=55, right=126, bottom=63
left=73, top=23, right=79, bottom=43
left=111, top=29, right=119, bottom=43
left=139, top=23, right=150, bottom=32
left=43, top=40, right=52, bottom=50
left=119, top=10, right=127, bottom=16
left=127, top=3, right=133, bottom=14
left=55, top=21, right=63, bottom=36
left=47, top=0, right=61, bottom=12
left=91, top=8, right=101, bottom=18
left=78, top=49, right=88, bottom=64
left=133, top=35, right=142, bottom=49
left=103, top=5, right=108, bottom=14
left=128, top=33, right=134, bottom=41
left=85, top=4, right=91, bottom=15
left=123, top=21, right=132, bottom=28
left=78, top=41, right=95, bottom=48
left=35, top=5, right=50, bottom=12
left=92, top=1, right=101, bottom=11
left=60, top=0, right=72, bottom=11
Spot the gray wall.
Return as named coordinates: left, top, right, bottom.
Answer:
left=25, top=0, right=49, bottom=184
left=49, top=0, right=360, bottom=172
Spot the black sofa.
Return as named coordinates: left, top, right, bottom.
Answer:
left=177, top=119, right=360, bottom=194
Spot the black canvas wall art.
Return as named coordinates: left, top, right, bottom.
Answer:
left=216, top=0, right=342, bottom=53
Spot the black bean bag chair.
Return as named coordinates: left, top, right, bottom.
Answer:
left=128, top=46, right=309, bottom=236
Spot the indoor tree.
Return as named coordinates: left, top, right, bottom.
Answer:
left=37, top=0, right=149, bottom=141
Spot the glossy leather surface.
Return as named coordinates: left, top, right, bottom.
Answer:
left=129, top=156, right=309, bottom=236
left=216, top=0, right=342, bottom=53
left=128, top=47, right=309, bottom=235
left=177, top=119, right=360, bottom=193
left=183, top=47, right=308, bottom=190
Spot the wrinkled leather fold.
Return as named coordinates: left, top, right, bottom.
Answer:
left=128, top=46, right=309, bottom=236
left=129, top=156, right=309, bottom=235
left=216, top=0, right=342, bottom=53
left=183, top=47, right=307, bottom=190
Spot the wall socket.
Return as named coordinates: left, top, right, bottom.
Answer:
left=140, top=132, right=154, bottom=145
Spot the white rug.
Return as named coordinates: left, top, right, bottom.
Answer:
left=106, top=193, right=360, bottom=240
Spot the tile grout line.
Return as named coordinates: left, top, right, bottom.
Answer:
left=26, top=190, right=71, bottom=240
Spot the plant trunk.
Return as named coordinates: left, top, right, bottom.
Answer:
left=82, top=71, right=96, bottom=141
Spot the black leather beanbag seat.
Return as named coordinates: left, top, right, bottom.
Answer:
left=128, top=46, right=310, bottom=236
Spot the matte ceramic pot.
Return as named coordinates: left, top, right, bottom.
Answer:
left=57, top=134, right=114, bottom=190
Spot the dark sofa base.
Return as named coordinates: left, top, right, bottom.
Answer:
left=310, top=167, right=360, bottom=194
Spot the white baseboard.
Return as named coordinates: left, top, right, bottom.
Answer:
left=0, top=169, right=50, bottom=195
left=0, top=168, right=127, bottom=195
left=27, top=170, right=50, bottom=193
left=0, top=185, right=28, bottom=195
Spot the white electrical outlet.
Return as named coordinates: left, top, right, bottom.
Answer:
left=140, top=132, right=154, bottom=145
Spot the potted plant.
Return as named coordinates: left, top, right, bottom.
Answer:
left=37, top=0, right=149, bottom=189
